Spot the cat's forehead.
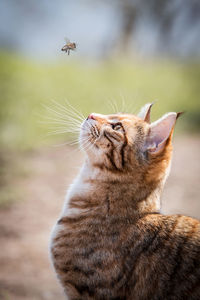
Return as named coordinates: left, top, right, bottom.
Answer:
left=91, top=113, right=140, bottom=124
left=110, top=113, right=139, bottom=122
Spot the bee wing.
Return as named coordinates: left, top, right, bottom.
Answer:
left=64, top=37, right=70, bottom=43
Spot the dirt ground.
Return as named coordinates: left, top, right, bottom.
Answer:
left=0, top=135, right=200, bottom=300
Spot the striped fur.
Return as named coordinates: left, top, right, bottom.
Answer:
left=50, top=110, right=200, bottom=299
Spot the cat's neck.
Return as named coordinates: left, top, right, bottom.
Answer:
left=64, top=159, right=165, bottom=217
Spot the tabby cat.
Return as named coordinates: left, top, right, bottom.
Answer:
left=50, top=104, right=200, bottom=300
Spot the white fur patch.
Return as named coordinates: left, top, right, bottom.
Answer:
left=61, top=163, right=95, bottom=217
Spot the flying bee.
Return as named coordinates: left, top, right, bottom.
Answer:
left=61, top=38, right=77, bottom=55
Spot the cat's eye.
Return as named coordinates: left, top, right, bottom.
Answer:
left=111, top=123, right=122, bottom=131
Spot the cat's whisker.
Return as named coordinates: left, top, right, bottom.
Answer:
left=79, top=136, right=92, bottom=151
left=40, top=118, right=82, bottom=127
left=107, top=98, right=117, bottom=114
left=81, top=142, right=92, bottom=152
left=110, top=97, right=120, bottom=113
left=70, top=140, right=81, bottom=146
left=79, top=122, right=93, bottom=136
left=37, top=113, right=78, bottom=127
left=65, top=99, right=85, bottom=120
left=52, top=139, right=79, bottom=147
left=43, top=118, right=82, bottom=130
left=49, top=126, right=81, bottom=132
left=81, top=136, right=97, bottom=152
left=119, top=91, right=126, bottom=113
left=41, top=108, right=83, bottom=124
left=115, top=101, right=120, bottom=113
left=80, top=135, right=90, bottom=145
left=51, top=104, right=84, bottom=124
left=43, top=102, right=84, bottom=129
left=46, top=129, right=79, bottom=136
left=43, top=116, right=81, bottom=134
left=48, top=123, right=82, bottom=129
left=47, top=122, right=91, bottom=138
left=79, top=141, right=89, bottom=151
left=49, top=110, right=83, bottom=124
left=40, top=100, right=87, bottom=151
left=43, top=104, right=73, bottom=121
left=51, top=100, right=85, bottom=123
left=45, top=127, right=80, bottom=137
left=50, top=125, right=81, bottom=133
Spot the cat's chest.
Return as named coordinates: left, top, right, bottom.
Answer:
left=51, top=214, right=142, bottom=263
left=50, top=215, right=157, bottom=300
left=51, top=216, right=125, bottom=277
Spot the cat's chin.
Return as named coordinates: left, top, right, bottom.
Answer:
left=78, top=133, right=96, bottom=155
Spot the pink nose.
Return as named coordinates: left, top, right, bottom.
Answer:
left=87, top=114, right=96, bottom=120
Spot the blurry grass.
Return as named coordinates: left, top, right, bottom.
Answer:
left=0, top=52, right=200, bottom=150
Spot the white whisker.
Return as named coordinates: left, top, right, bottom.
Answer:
left=43, top=103, right=84, bottom=129
left=80, top=135, right=97, bottom=152
left=41, top=99, right=92, bottom=150
left=109, top=98, right=120, bottom=113
left=43, top=104, right=71, bottom=120
left=51, top=100, right=85, bottom=123
left=52, top=139, right=79, bottom=147
left=40, top=118, right=81, bottom=126
left=47, top=109, right=83, bottom=123
left=46, top=129, right=79, bottom=136
left=119, top=91, right=126, bottom=113
left=107, top=98, right=116, bottom=113
left=65, top=99, right=85, bottom=120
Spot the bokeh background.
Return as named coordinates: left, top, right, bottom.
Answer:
left=0, top=1, right=200, bottom=299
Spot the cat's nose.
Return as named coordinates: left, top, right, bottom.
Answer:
left=87, top=114, right=96, bottom=120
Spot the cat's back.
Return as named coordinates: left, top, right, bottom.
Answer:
left=127, top=213, right=200, bottom=300
left=51, top=212, right=200, bottom=300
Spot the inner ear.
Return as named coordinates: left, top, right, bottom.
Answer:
left=138, top=103, right=153, bottom=123
left=145, top=112, right=178, bottom=154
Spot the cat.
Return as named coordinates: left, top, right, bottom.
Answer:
left=50, top=103, right=200, bottom=300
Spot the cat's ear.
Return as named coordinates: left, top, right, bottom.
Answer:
left=145, top=112, right=182, bottom=154
left=138, top=103, right=153, bottom=123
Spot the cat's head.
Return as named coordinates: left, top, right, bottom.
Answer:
left=80, top=104, right=181, bottom=182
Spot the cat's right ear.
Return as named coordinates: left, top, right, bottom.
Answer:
left=144, top=112, right=181, bottom=155
left=138, top=103, right=154, bottom=123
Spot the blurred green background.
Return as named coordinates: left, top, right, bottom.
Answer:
left=0, top=1, right=200, bottom=299
left=1, top=52, right=200, bottom=150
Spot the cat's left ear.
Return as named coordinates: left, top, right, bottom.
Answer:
left=138, top=103, right=153, bottom=123
left=145, top=112, right=183, bottom=154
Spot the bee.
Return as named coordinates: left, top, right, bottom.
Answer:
left=61, top=38, right=77, bottom=55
